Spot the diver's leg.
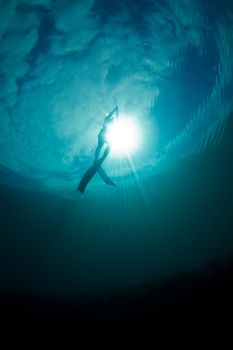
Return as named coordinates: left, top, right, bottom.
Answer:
left=98, top=166, right=116, bottom=186
left=94, top=142, right=103, bottom=163
left=102, top=145, right=110, bottom=160
left=94, top=145, right=101, bottom=162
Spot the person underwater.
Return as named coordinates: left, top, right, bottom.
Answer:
left=77, top=106, right=119, bottom=193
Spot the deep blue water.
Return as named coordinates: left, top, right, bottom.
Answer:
left=0, top=0, right=233, bottom=304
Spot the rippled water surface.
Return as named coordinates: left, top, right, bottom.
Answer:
left=0, top=0, right=233, bottom=195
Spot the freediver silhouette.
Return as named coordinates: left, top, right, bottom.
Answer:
left=77, top=106, right=119, bottom=193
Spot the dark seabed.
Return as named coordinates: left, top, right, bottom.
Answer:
left=0, top=0, right=233, bottom=335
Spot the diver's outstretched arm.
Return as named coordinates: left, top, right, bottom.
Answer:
left=106, top=106, right=119, bottom=121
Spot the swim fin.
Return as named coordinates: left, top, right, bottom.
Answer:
left=98, top=166, right=116, bottom=186
left=77, top=152, right=115, bottom=193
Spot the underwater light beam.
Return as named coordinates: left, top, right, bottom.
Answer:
left=106, top=116, right=141, bottom=156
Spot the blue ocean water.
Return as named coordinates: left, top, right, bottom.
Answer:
left=0, top=0, right=233, bottom=297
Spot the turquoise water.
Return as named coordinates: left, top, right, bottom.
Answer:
left=0, top=0, right=233, bottom=296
